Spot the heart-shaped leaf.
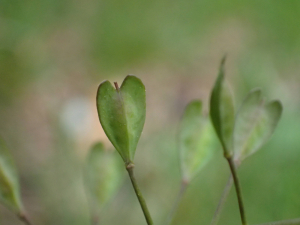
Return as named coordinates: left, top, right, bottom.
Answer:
left=233, top=89, right=283, bottom=162
left=210, top=58, right=235, bottom=156
left=179, top=100, right=216, bottom=181
left=0, top=138, right=23, bottom=213
left=96, top=75, right=146, bottom=164
left=84, top=142, right=123, bottom=214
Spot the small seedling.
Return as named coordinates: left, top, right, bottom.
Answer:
left=96, top=75, right=153, bottom=224
left=210, top=57, right=283, bottom=225
left=84, top=142, right=124, bottom=225
left=166, top=100, right=217, bottom=225
left=96, top=75, right=146, bottom=165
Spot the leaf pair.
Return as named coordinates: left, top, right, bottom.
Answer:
left=84, top=142, right=123, bottom=214
left=179, top=101, right=217, bottom=181
left=210, top=58, right=283, bottom=163
left=96, top=75, right=146, bottom=164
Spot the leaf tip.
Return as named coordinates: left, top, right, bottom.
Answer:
left=221, top=54, right=227, bottom=67
left=123, top=75, right=145, bottom=87
left=188, top=99, right=203, bottom=109
left=250, top=87, right=262, bottom=95
left=97, top=79, right=110, bottom=93
left=268, top=99, right=284, bottom=116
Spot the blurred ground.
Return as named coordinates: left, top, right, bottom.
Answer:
left=1, top=0, right=300, bottom=224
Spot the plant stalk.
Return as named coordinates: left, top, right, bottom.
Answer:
left=226, top=157, right=247, bottom=225
left=166, top=179, right=189, bottom=225
left=18, top=213, right=33, bottom=225
left=256, top=218, right=300, bottom=225
left=210, top=174, right=233, bottom=225
left=126, top=163, right=153, bottom=225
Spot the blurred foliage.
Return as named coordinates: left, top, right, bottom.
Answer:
left=179, top=100, right=217, bottom=182
left=0, top=138, right=23, bottom=214
left=84, top=142, right=124, bottom=223
left=0, top=0, right=300, bottom=224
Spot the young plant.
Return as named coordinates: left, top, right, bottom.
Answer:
left=0, top=137, right=32, bottom=225
left=0, top=60, right=298, bottom=225
left=167, top=100, right=216, bottom=224
left=210, top=57, right=283, bottom=225
left=96, top=75, right=153, bottom=224
left=84, top=142, right=123, bottom=225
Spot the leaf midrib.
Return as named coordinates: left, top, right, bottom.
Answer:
left=115, top=87, right=131, bottom=162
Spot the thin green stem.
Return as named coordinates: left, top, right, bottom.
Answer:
left=256, top=218, right=300, bottom=225
left=166, top=180, right=189, bottom=225
left=18, top=213, right=33, bottom=225
left=210, top=175, right=233, bottom=225
left=126, top=163, right=153, bottom=225
left=226, top=157, right=247, bottom=225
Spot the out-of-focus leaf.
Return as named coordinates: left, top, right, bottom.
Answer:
left=84, top=142, right=123, bottom=214
left=96, top=75, right=146, bottom=164
left=179, top=100, right=216, bottom=181
left=0, top=138, right=23, bottom=213
left=233, top=89, right=283, bottom=162
left=210, top=58, right=235, bottom=156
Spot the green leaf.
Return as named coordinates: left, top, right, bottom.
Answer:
left=179, top=100, right=216, bottom=181
left=0, top=138, right=23, bottom=213
left=84, top=142, right=123, bottom=214
left=96, top=75, right=146, bottom=164
left=210, top=58, right=235, bottom=156
left=233, top=89, right=283, bottom=162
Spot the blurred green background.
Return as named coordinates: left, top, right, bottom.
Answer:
left=1, top=0, right=300, bottom=224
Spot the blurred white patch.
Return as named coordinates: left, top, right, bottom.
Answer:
left=60, top=97, right=94, bottom=138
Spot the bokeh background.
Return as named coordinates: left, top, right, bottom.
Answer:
left=1, top=0, right=300, bottom=224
